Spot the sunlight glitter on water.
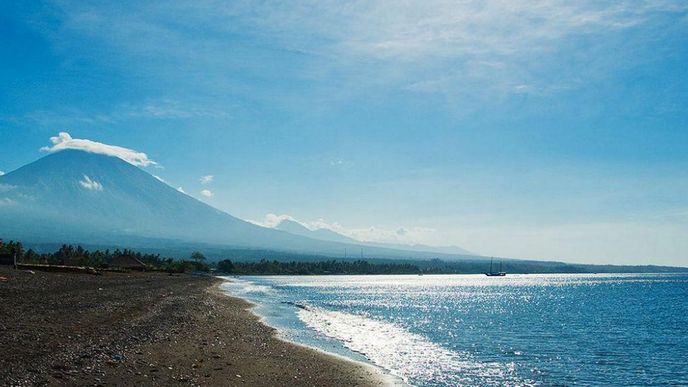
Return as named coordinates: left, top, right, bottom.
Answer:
left=222, top=273, right=688, bottom=386
left=298, top=306, right=532, bottom=386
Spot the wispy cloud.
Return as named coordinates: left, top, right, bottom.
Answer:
left=41, top=0, right=688, bottom=105
left=0, top=170, right=4, bottom=176
left=199, top=175, right=214, bottom=185
left=41, top=132, right=158, bottom=167
left=0, top=198, right=17, bottom=207
left=322, top=2, right=680, bottom=59
left=118, top=99, right=226, bottom=120
left=79, top=175, right=103, bottom=191
left=0, top=184, right=16, bottom=193
left=9, top=99, right=227, bottom=128
left=200, top=189, right=213, bottom=198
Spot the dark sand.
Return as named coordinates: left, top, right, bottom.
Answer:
left=0, top=266, right=387, bottom=386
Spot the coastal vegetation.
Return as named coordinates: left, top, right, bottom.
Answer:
left=0, top=240, right=208, bottom=273
left=2, top=240, right=685, bottom=275
left=1, top=240, right=422, bottom=274
left=217, top=258, right=420, bottom=275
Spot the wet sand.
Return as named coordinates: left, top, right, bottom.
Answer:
left=0, top=266, right=387, bottom=386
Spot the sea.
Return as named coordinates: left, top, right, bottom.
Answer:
left=220, top=273, right=688, bottom=386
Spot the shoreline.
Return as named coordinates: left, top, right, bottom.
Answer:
left=213, top=279, right=405, bottom=387
left=0, top=266, right=390, bottom=386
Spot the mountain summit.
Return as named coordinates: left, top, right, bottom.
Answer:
left=0, top=150, right=318, bottom=249
left=0, top=150, right=475, bottom=259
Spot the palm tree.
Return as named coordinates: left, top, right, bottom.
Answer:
left=190, top=251, right=206, bottom=263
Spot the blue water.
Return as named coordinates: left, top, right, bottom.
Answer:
left=221, top=273, right=688, bottom=386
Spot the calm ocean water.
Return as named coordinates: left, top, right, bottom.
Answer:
left=221, top=273, right=688, bottom=386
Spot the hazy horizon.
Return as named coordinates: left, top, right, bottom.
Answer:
left=2, top=2, right=688, bottom=266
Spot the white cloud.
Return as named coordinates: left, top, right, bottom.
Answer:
left=249, top=213, right=304, bottom=229
left=191, top=1, right=685, bottom=95
left=311, top=220, right=437, bottom=245
left=250, top=213, right=436, bottom=245
left=0, top=170, right=4, bottom=176
left=322, top=2, right=660, bottom=60
left=41, top=132, right=158, bottom=167
left=200, top=189, right=213, bottom=198
left=44, top=0, right=687, bottom=108
left=79, top=175, right=103, bottom=191
left=340, top=225, right=437, bottom=245
left=200, top=175, right=214, bottom=185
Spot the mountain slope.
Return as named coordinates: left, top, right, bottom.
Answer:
left=0, top=150, right=477, bottom=260
left=0, top=150, right=322, bottom=249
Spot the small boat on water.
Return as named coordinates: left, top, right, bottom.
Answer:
left=485, top=258, right=506, bottom=277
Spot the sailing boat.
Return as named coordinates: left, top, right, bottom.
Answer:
left=485, top=257, right=506, bottom=277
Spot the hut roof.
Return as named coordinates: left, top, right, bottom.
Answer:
left=109, top=255, right=146, bottom=269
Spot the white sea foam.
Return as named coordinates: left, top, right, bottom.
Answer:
left=298, top=306, right=517, bottom=386
left=219, top=278, right=275, bottom=296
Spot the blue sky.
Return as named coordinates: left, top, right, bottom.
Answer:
left=1, top=1, right=688, bottom=265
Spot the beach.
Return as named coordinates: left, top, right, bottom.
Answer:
left=0, top=267, right=386, bottom=386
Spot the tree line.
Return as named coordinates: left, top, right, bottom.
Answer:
left=7, top=239, right=679, bottom=275
left=216, top=259, right=421, bottom=275
left=0, top=239, right=209, bottom=273
left=0, top=240, right=424, bottom=274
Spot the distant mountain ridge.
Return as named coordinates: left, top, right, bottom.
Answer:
left=275, top=219, right=359, bottom=244
left=273, top=219, right=474, bottom=255
left=0, top=150, right=476, bottom=260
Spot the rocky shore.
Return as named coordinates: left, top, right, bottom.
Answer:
left=0, top=266, right=386, bottom=386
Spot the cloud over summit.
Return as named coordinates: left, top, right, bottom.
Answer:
left=41, top=132, right=158, bottom=167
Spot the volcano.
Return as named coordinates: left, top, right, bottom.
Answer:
left=0, top=150, right=475, bottom=260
